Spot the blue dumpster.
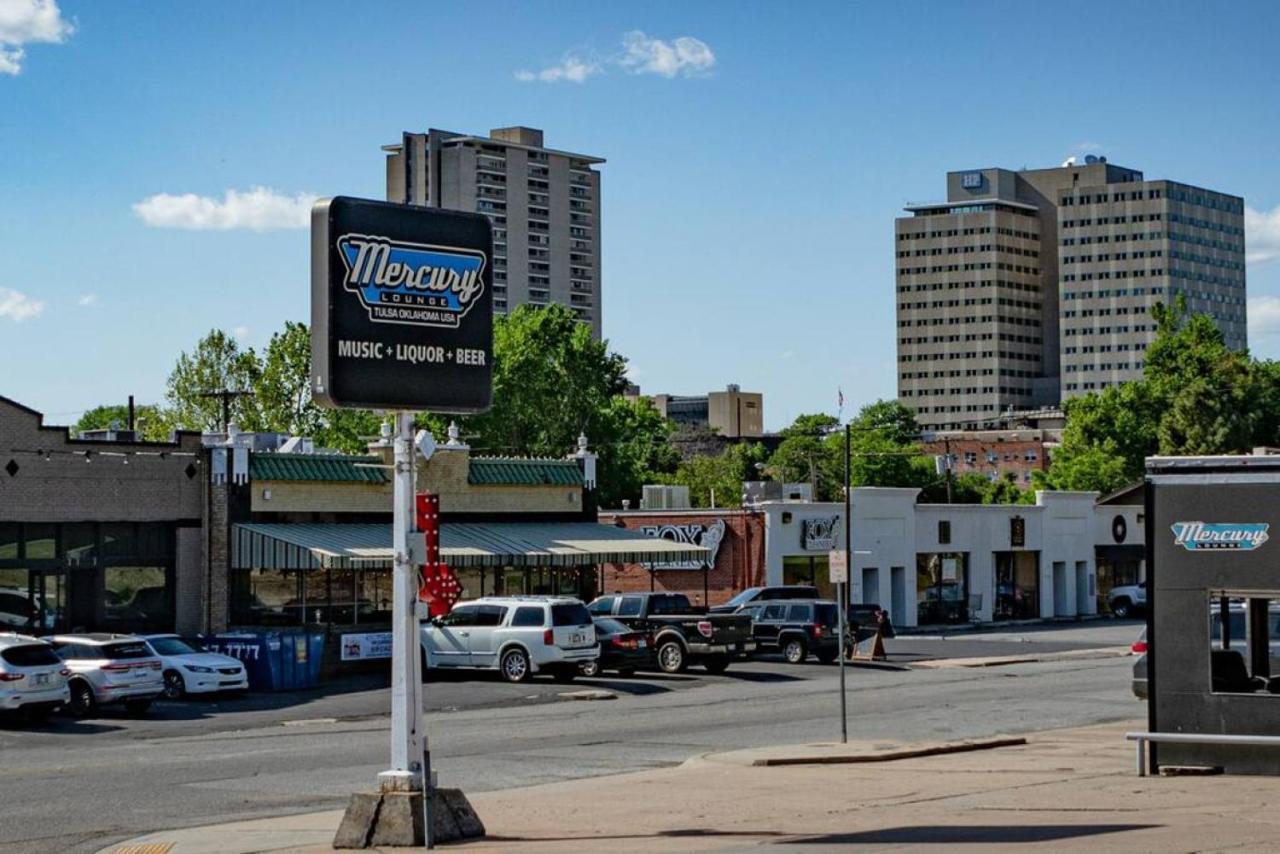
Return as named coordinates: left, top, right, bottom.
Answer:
left=205, top=631, right=325, bottom=691
left=205, top=632, right=273, bottom=691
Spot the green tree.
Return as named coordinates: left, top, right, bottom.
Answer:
left=73, top=404, right=173, bottom=442
left=767, top=413, right=841, bottom=499
left=256, top=321, right=323, bottom=438
left=666, top=442, right=768, bottom=508
left=165, top=330, right=262, bottom=432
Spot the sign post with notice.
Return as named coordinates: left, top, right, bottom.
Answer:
left=314, top=196, right=491, bottom=848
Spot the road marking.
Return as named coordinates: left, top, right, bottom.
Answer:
left=281, top=717, right=339, bottom=727
left=114, top=844, right=174, bottom=854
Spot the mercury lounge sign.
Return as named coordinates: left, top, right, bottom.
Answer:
left=639, top=519, right=726, bottom=571
left=1171, top=522, right=1270, bottom=552
left=311, top=196, right=494, bottom=412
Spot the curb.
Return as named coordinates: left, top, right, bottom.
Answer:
left=909, top=646, right=1132, bottom=669
left=701, top=735, right=1029, bottom=768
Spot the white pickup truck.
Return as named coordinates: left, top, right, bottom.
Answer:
left=1107, top=581, right=1147, bottom=619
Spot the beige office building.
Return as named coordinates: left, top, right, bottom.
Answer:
left=896, top=158, right=1246, bottom=429
left=383, top=126, right=604, bottom=337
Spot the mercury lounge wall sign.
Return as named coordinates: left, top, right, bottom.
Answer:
left=1171, top=522, right=1270, bottom=552
left=311, top=196, right=493, bottom=412
left=802, top=516, right=840, bottom=551
left=639, top=518, right=726, bottom=570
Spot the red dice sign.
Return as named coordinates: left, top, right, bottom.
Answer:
left=415, top=492, right=461, bottom=616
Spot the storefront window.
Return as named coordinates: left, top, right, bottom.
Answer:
left=917, top=552, right=969, bottom=624
left=452, top=567, right=485, bottom=602
left=62, top=523, right=97, bottom=567
left=783, top=556, right=834, bottom=599
left=232, top=568, right=304, bottom=626
left=357, top=570, right=393, bottom=621
left=499, top=567, right=527, bottom=596
left=103, top=566, right=171, bottom=631
left=0, top=568, right=66, bottom=633
left=994, top=551, right=1039, bottom=620
left=0, top=524, right=18, bottom=560
left=23, top=523, right=57, bottom=560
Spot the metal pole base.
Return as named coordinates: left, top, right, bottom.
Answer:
left=333, top=788, right=486, bottom=849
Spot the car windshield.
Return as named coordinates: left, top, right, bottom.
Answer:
left=1, top=645, right=61, bottom=667
left=103, top=642, right=151, bottom=660
left=722, top=588, right=761, bottom=609
left=149, top=637, right=199, bottom=656
left=593, top=617, right=630, bottom=635
left=551, top=603, right=591, bottom=627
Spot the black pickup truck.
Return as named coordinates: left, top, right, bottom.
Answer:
left=586, top=592, right=755, bottom=674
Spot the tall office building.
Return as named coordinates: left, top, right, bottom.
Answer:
left=383, top=126, right=604, bottom=337
left=895, top=158, right=1246, bottom=429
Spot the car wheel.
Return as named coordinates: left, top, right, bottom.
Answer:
left=500, top=648, right=531, bottom=683
left=657, top=640, right=687, bottom=674
left=124, top=698, right=152, bottom=716
left=578, top=660, right=601, bottom=678
left=783, top=638, right=808, bottom=664
left=67, top=681, right=95, bottom=718
left=1112, top=599, right=1132, bottom=619
left=703, top=656, right=730, bottom=674
left=163, top=670, right=186, bottom=700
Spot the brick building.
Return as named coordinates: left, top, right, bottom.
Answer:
left=595, top=510, right=766, bottom=607
left=919, top=428, right=1058, bottom=487
left=0, top=396, right=205, bottom=635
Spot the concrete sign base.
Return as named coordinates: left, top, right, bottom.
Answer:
left=333, top=788, right=485, bottom=848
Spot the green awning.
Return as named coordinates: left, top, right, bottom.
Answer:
left=231, top=521, right=708, bottom=570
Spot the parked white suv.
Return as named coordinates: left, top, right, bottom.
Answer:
left=141, top=634, right=249, bottom=699
left=420, top=597, right=598, bottom=683
left=0, top=634, right=70, bottom=721
left=49, top=634, right=165, bottom=717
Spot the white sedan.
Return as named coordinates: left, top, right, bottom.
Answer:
left=142, top=634, right=249, bottom=699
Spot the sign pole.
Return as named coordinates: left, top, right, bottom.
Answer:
left=378, top=410, right=425, bottom=796
left=841, top=421, right=851, bottom=744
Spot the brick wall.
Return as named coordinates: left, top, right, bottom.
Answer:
left=596, top=510, right=766, bottom=607
left=920, top=436, right=1052, bottom=485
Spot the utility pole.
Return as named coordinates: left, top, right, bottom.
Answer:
left=840, top=421, right=851, bottom=744
left=199, top=389, right=253, bottom=432
left=943, top=435, right=953, bottom=504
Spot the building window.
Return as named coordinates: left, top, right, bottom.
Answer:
left=1206, top=594, right=1280, bottom=695
left=916, top=552, right=969, bottom=624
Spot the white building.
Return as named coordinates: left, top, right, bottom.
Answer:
left=760, top=486, right=1145, bottom=629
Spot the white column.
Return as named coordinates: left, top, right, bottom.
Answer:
left=379, top=410, right=425, bottom=792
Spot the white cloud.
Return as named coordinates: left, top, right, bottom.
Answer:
left=514, top=31, right=714, bottom=83
left=233, top=325, right=250, bottom=340
left=76, top=293, right=96, bottom=307
left=0, top=0, right=73, bottom=75
left=1246, top=205, right=1280, bottom=266
left=1073, top=141, right=1103, bottom=152
left=514, top=55, right=601, bottom=84
left=132, top=186, right=318, bottom=231
left=619, top=31, right=715, bottom=78
left=0, top=287, right=44, bottom=321
left=1249, top=296, right=1280, bottom=340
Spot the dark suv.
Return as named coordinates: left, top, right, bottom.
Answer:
left=709, top=585, right=820, bottom=614
left=737, top=599, right=842, bottom=664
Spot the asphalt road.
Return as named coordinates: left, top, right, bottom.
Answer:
left=0, top=622, right=1142, bottom=854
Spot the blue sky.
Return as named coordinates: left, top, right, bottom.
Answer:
left=3, top=0, right=1280, bottom=430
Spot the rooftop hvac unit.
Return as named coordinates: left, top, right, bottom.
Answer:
left=641, top=485, right=691, bottom=511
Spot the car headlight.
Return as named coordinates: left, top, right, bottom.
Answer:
left=184, top=665, right=215, bottom=673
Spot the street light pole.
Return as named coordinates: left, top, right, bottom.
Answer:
left=840, top=421, right=851, bottom=744
left=379, top=411, right=425, bottom=797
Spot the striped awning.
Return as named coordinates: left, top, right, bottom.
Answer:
left=231, top=522, right=709, bottom=570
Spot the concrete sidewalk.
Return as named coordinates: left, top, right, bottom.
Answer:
left=104, top=719, right=1280, bottom=853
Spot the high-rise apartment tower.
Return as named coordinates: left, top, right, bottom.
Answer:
left=895, top=157, right=1246, bottom=429
left=383, top=126, right=604, bottom=337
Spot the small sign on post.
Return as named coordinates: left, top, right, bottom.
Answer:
left=828, top=548, right=849, bottom=584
